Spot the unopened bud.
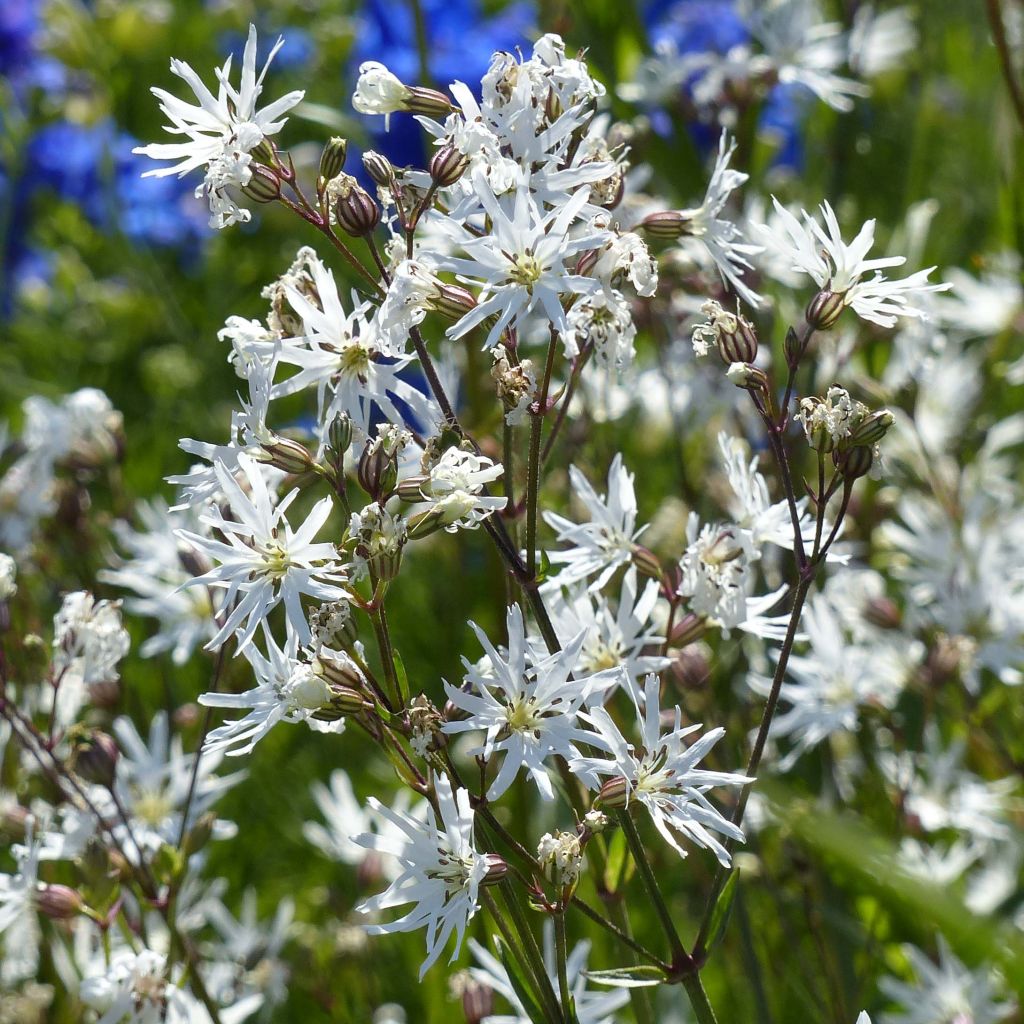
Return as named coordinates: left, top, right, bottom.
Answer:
left=863, top=596, right=902, bottom=630
left=595, top=776, right=629, bottom=810
left=715, top=315, right=758, bottom=365
left=335, top=184, right=380, bottom=237
left=429, top=144, right=469, bottom=187
left=328, top=413, right=354, bottom=456
left=319, top=137, right=349, bottom=181
left=362, top=150, right=395, bottom=188
left=358, top=443, right=399, bottom=500
left=725, top=361, right=768, bottom=391
left=670, top=612, right=707, bottom=647
left=71, top=731, right=119, bottom=787
left=313, top=651, right=364, bottom=690
left=259, top=434, right=315, bottom=475
left=575, top=249, right=598, bottom=277
left=480, top=853, right=509, bottom=887
left=396, top=476, right=430, bottom=503
left=311, top=684, right=372, bottom=722
left=0, top=803, right=31, bottom=843
left=405, top=85, right=455, bottom=118
left=805, top=288, right=846, bottom=330
left=182, top=811, right=217, bottom=857
left=241, top=166, right=281, bottom=204
left=434, top=284, right=478, bottom=321
left=669, top=643, right=711, bottom=690
left=641, top=210, right=687, bottom=239
left=462, top=978, right=495, bottom=1024
left=849, top=409, right=894, bottom=447
left=834, top=445, right=874, bottom=479
left=631, top=545, right=663, bottom=580
left=37, top=884, right=84, bottom=920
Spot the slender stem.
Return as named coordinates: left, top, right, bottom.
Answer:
left=527, top=331, right=558, bottom=579
left=500, top=880, right=563, bottom=1024
left=617, top=811, right=686, bottom=962
left=692, top=573, right=812, bottom=959
left=986, top=0, right=1024, bottom=131
left=554, top=912, right=573, bottom=1022
left=541, top=348, right=588, bottom=468
left=681, top=973, right=720, bottom=1024
left=408, top=0, right=433, bottom=87
left=608, top=898, right=657, bottom=1024
left=369, top=603, right=402, bottom=709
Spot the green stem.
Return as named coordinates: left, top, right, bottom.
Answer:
left=681, top=973, right=720, bottom=1024
left=500, top=880, right=563, bottom=1024
left=617, top=811, right=685, bottom=962
left=554, top=912, right=574, bottom=1023
left=527, top=331, right=558, bottom=579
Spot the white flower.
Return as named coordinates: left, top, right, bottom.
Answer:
left=563, top=289, right=638, bottom=369
left=100, top=500, right=220, bottom=664
left=543, top=454, right=644, bottom=592
left=178, top=453, right=348, bottom=652
left=0, top=833, right=41, bottom=986
left=441, top=172, right=610, bottom=349
left=468, top=925, right=629, bottom=1024
left=353, top=61, right=411, bottom=128
left=592, top=232, right=659, bottom=297
left=756, top=198, right=950, bottom=327
left=134, top=25, right=304, bottom=228
left=677, top=132, right=763, bottom=309
left=355, top=776, right=488, bottom=978
left=348, top=501, right=407, bottom=581
left=748, top=593, right=911, bottom=770
left=878, top=937, right=1014, bottom=1024
left=443, top=604, right=620, bottom=800
left=572, top=674, right=750, bottom=865
left=198, top=628, right=354, bottom=757
left=48, top=592, right=130, bottom=728
left=848, top=5, right=918, bottom=78
left=418, top=448, right=507, bottom=532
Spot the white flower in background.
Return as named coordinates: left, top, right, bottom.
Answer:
left=134, top=25, right=304, bottom=228
left=468, top=925, right=629, bottom=1024
left=563, top=289, right=638, bottom=369
left=881, top=726, right=1018, bottom=843
left=443, top=604, right=620, bottom=800
left=100, top=712, right=242, bottom=859
left=418, top=447, right=507, bottom=532
left=21, top=388, right=122, bottom=466
left=179, top=453, right=348, bottom=652
left=547, top=566, right=670, bottom=705
left=199, top=628, right=354, bottom=757
left=677, top=513, right=790, bottom=640
left=572, top=674, right=749, bottom=865
left=0, top=833, right=42, bottom=986
left=848, top=5, right=918, bottom=77
left=897, top=838, right=980, bottom=888
left=756, top=198, right=950, bottom=327
left=0, top=553, right=17, bottom=600
left=677, top=132, right=763, bottom=309
left=543, top=454, right=644, bottom=592
left=441, top=172, right=610, bottom=348
left=932, top=258, right=1022, bottom=341
left=743, top=0, right=869, bottom=112
left=100, top=500, right=220, bottom=664
left=748, top=592, right=912, bottom=770
left=878, top=937, right=1013, bottom=1024
left=47, top=592, right=130, bottom=729
left=356, top=776, right=488, bottom=978
left=353, top=61, right=412, bottom=128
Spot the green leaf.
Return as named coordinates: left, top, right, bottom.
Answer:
left=392, top=648, right=409, bottom=697
left=603, top=829, right=633, bottom=895
left=493, top=935, right=549, bottom=1024
left=583, top=965, right=667, bottom=989
left=537, top=549, right=551, bottom=584
left=704, top=868, right=739, bottom=956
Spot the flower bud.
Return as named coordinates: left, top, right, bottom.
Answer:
left=805, top=288, right=846, bottom=330
left=335, top=185, right=381, bottom=237
left=0, top=803, right=31, bottom=844
left=358, top=440, right=400, bottom=499
left=630, top=545, right=663, bottom=580
left=462, top=979, right=495, bottom=1024
left=575, top=249, right=598, bottom=277
left=480, top=853, right=510, bottom=887
left=715, top=315, right=758, bottom=365
left=595, top=776, right=629, bottom=810
left=725, top=361, right=768, bottom=391
left=311, top=684, right=372, bottom=722
left=405, top=85, right=455, bottom=118
left=429, top=144, right=469, bottom=187
left=544, top=86, right=562, bottom=123
left=328, top=413, right=354, bottom=458
left=396, top=476, right=430, bottom=503
left=833, top=445, right=874, bottom=479
left=37, top=884, right=84, bottom=920
left=241, top=166, right=281, bottom=204
left=319, top=137, right=349, bottom=181
left=71, top=731, right=119, bottom=787
left=362, top=150, right=395, bottom=188
left=863, top=596, right=902, bottom=630
left=312, top=650, right=364, bottom=690
left=641, top=210, right=687, bottom=239
left=258, top=434, right=316, bottom=475
left=670, top=612, right=707, bottom=647
left=669, top=643, right=711, bottom=690
left=434, top=284, right=478, bottom=321
left=849, top=409, right=894, bottom=447
left=182, top=811, right=217, bottom=857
